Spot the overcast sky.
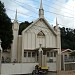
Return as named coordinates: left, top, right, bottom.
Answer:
left=1, top=0, right=75, bottom=28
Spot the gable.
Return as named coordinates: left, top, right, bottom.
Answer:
left=61, top=49, right=72, bottom=53
left=22, top=18, right=56, bottom=36
left=22, top=18, right=57, bottom=49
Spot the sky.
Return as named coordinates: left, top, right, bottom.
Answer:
left=0, top=0, right=75, bottom=28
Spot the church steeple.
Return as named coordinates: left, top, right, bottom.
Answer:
left=39, top=0, right=44, bottom=18
left=11, top=9, right=19, bottom=62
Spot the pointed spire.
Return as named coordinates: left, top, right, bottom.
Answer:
left=55, top=17, right=60, bottom=32
left=40, top=0, right=43, bottom=9
left=39, top=0, right=44, bottom=18
left=13, top=9, right=19, bottom=30
left=56, top=17, right=58, bottom=26
left=14, top=9, right=17, bottom=22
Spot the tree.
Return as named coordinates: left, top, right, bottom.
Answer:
left=70, top=51, right=75, bottom=56
left=19, top=21, right=32, bottom=35
left=0, top=1, right=13, bottom=50
left=60, top=27, right=75, bottom=50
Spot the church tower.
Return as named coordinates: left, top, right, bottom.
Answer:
left=55, top=18, right=61, bottom=71
left=11, top=10, right=19, bottom=62
left=39, top=0, right=44, bottom=18
left=55, top=18, right=61, bottom=54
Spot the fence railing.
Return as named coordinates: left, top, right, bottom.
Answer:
left=64, top=56, right=75, bottom=62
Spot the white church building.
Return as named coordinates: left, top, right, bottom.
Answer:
left=1, top=0, right=61, bottom=74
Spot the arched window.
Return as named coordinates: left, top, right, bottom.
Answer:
left=37, top=31, right=46, bottom=48
left=37, top=31, right=45, bottom=37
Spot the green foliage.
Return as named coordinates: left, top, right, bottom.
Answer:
left=60, top=27, right=75, bottom=50
left=70, top=51, right=75, bottom=56
left=19, top=21, right=32, bottom=35
left=0, top=1, right=13, bottom=50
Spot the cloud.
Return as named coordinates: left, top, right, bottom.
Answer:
left=1, top=0, right=36, bottom=22
left=52, top=0, right=75, bottom=28
left=1, top=0, right=75, bottom=28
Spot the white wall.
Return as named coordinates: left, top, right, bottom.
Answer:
left=11, top=30, right=18, bottom=61
left=1, top=63, right=38, bottom=74
left=47, top=63, right=56, bottom=71
left=22, top=20, right=57, bottom=50
left=17, top=35, right=22, bottom=62
left=22, top=20, right=57, bottom=62
left=1, top=62, right=56, bottom=74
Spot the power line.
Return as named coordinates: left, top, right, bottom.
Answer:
left=55, top=0, right=73, bottom=7
left=11, top=19, right=23, bottom=22
left=46, top=0, right=73, bottom=12
left=6, top=3, right=75, bottom=26
left=14, top=0, right=73, bottom=16
left=7, top=7, right=75, bottom=25
left=5, top=0, right=75, bottom=28
left=45, top=10, right=74, bottom=19
left=13, top=0, right=75, bottom=19
left=33, top=0, right=73, bottom=15
left=11, top=14, right=71, bottom=29
left=8, top=0, right=55, bottom=23
left=6, top=8, right=54, bottom=23
left=15, top=0, right=39, bottom=9
left=6, top=8, right=37, bottom=18
left=10, top=0, right=38, bottom=14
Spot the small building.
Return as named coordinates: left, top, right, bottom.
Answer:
left=61, top=49, right=75, bottom=71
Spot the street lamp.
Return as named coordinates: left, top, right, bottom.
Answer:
left=0, top=39, right=2, bottom=75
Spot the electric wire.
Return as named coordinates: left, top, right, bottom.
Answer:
left=13, top=0, right=74, bottom=19
left=46, top=0, right=73, bottom=11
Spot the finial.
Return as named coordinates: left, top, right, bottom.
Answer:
left=40, top=0, right=43, bottom=9
left=56, top=17, right=58, bottom=26
left=56, top=17, right=59, bottom=28
left=14, top=9, right=17, bottom=22
left=55, top=17, right=60, bottom=32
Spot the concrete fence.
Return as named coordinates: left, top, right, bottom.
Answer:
left=1, top=63, right=56, bottom=75
left=58, top=70, right=75, bottom=75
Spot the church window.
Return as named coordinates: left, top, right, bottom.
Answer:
left=24, top=52, right=27, bottom=57
left=54, top=51, right=57, bottom=57
left=28, top=52, right=31, bottom=57
left=32, top=52, right=35, bottom=57
left=65, top=55, right=67, bottom=58
left=37, top=31, right=45, bottom=37
left=50, top=52, right=53, bottom=57
left=47, top=52, right=49, bottom=57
